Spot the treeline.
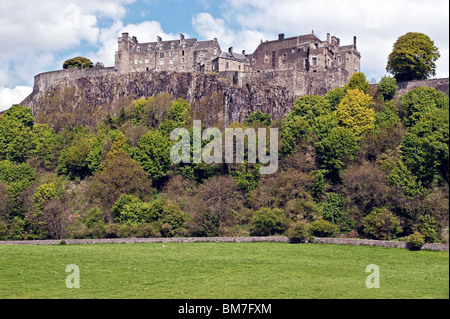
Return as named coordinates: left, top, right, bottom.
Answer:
left=0, top=73, right=448, bottom=244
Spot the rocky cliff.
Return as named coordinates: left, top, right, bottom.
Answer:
left=21, top=67, right=296, bottom=126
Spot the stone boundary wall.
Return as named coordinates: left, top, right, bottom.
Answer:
left=0, top=237, right=448, bottom=251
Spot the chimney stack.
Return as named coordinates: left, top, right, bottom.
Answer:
left=180, top=33, right=185, bottom=41
left=157, top=36, right=162, bottom=43
left=132, top=36, right=137, bottom=44
left=228, top=46, right=233, bottom=54
left=327, top=33, right=330, bottom=43
left=353, top=36, right=357, bottom=49
left=278, top=33, right=284, bottom=40
left=242, top=50, right=246, bottom=55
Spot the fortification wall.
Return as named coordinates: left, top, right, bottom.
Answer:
left=396, top=77, right=449, bottom=96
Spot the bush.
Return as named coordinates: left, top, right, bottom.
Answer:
left=407, top=231, right=425, bottom=250
left=286, top=221, right=310, bottom=243
left=251, top=207, right=287, bottom=236
left=309, top=219, right=337, bottom=237
left=363, top=207, right=402, bottom=240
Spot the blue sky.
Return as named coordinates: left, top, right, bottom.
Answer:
left=0, top=0, right=449, bottom=111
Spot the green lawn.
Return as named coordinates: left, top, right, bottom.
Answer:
left=0, top=242, right=448, bottom=299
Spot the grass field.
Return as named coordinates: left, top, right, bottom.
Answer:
left=0, top=242, right=448, bottom=299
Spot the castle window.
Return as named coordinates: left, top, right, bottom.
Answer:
left=160, top=52, right=164, bottom=58
left=169, top=65, right=173, bottom=70
left=338, top=57, right=342, bottom=63
left=181, top=57, right=185, bottom=63
left=226, top=62, right=229, bottom=69
left=314, top=43, right=318, bottom=49
left=134, top=60, right=138, bottom=65
left=170, top=58, right=173, bottom=65
left=199, top=54, right=204, bottom=60
left=282, top=53, right=287, bottom=61
left=181, top=65, right=185, bottom=70
left=169, top=51, right=173, bottom=57
left=145, top=58, right=149, bottom=64
left=148, top=45, right=152, bottom=51
left=312, top=57, right=317, bottom=66
left=137, top=46, right=140, bottom=52
left=214, top=48, right=217, bottom=55
left=156, top=67, right=160, bottom=71
left=171, top=42, right=175, bottom=49
left=182, top=50, right=185, bottom=56
left=159, top=59, right=164, bottom=65
left=264, top=53, right=269, bottom=63
left=238, top=65, right=241, bottom=71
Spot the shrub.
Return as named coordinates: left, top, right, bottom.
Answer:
left=286, top=221, right=310, bottom=243
left=322, top=193, right=345, bottom=223
left=407, top=231, right=425, bottom=251
left=251, top=207, right=287, bottom=236
left=309, top=219, right=338, bottom=237
left=363, top=207, right=402, bottom=240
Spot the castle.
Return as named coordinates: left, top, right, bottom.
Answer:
left=21, top=30, right=363, bottom=124
left=114, top=30, right=361, bottom=95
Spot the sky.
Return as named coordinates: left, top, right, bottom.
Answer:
left=0, top=0, right=448, bottom=112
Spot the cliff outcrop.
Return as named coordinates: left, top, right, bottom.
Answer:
left=21, top=67, right=295, bottom=126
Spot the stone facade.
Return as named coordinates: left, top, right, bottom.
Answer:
left=115, top=33, right=222, bottom=74
left=114, top=31, right=360, bottom=96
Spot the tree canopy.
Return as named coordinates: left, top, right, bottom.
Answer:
left=63, top=56, right=94, bottom=70
left=386, top=32, right=440, bottom=81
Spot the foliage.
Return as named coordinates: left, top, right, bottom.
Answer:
left=309, top=219, right=338, bottom=237
left=400, top=108, right=449, bottom=186
left=335, top=89, right=375, bottom=138
left=344, top=72, right=370, bottom=93
left=407, top=231, right=425, bottom=250
left=322, top=193, right=345, bottom=223
left=386, top=32, right=440, bottom=81
left=251, top=207, right=287, bottom=236
left=363, top=207, right=402, bottom=240
left=286, top=220, right=310, bottom=243
left=399, top=86, right=449, bottom=127
left=325, top=87, right=346, bottom=111
left=377, top=76, right=398, bottom=100
left=63, top=56, right=94, bottom=69
left=245, top=110, right=272, bottom=126
left=315, top=126, right=359, bottom=181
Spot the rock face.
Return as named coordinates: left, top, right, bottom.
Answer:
left=21, top=67, right=295, bottom=126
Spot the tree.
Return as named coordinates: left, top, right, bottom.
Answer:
left=363, top=207, right=402, bottom=240
left=335, top=89, right=375, bottom=138
left=63, top=57, right=94, bottom=69
left=344, top=72, right=369, bottom=93
left=245, top=110, right=272, bottom=126
left=386, top=32, right=440, bottom=81
left=377, top=76, right=398, bottom=100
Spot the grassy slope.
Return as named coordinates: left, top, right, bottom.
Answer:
left=0, top=242, right=448, bottom=299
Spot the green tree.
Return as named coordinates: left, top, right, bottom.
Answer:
left=245, top=110, right=272, bottom=126
left=325, top=87, right=346, bottom=111
left=315, top=126, right=359, bottom=180
left=344, top=72, right=369, bottom=93
left=134, top=129, right=173, bottom=181
left=363, top=207, right=402, bottom=240
left=399, top=86, right=449, bottom=127
left=63, top=56, right=94, bottom=69
left=377, top=76, right=398, bottom=100
left=386, top=32, right=440, bottom=81
left=335, top=89, right=375, bottom=138
left=252, top=207, right=287, bottom=236
left=400, top=108, right=449, bottom=186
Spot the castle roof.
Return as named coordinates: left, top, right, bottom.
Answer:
left=215, top=51, right=248, bottom=62
left=130, top=38, right=217, bottom=53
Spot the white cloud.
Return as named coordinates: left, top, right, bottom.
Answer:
left=0, top=86, right=33, bottom=112
left=192, top=12, right=266, bottom=53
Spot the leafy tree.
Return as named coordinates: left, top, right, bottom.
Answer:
left=325, top=87, right=346, bottom=111
left=63, top=56, right=94, bottom=69
left=245, top=110, right=272, bottom=126
left=377, top=76, right=398, bottom=100
left=322, top=193, right=345, bottom=223
left=400, top=108, right=449, bottom=186
left=363, top=207, right=402, bottom=240
left=315, top=126, right=359, bottom=180
left=134, top=129, right=173, bottom=181
left=386, top=32, right=440, bottom=81
left=309, top=219, right=338, bottom=237
left=335, top=89, right=375, bottom=138
left=399, top=86, right=449, bottom=127
left=374, top=100, right=401, bottom=130
left=344, top=72, right=369, bottom=93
